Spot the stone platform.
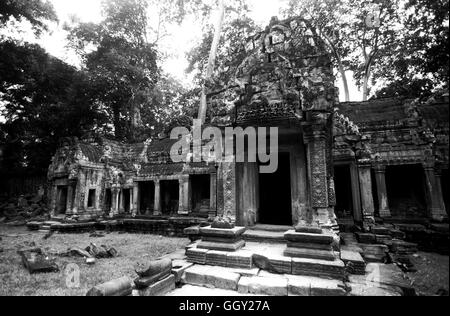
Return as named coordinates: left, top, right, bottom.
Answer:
left=197, top=226, right=246, bottom=252
left=284, top=230, right=338, bottom=262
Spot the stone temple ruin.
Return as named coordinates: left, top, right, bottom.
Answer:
left=43, top=16, right=448, bottom=258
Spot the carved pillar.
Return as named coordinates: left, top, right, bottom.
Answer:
left=118, top=189, right=124, bottom=214
left=304, top=126, right=333, bottom=228
left=222, top=159, right=236, bottom=222
left=424, top=164, right=448, bottom=222
left=358, top=163, right=375, bottom=225
left=73, top=172, right=86, bottom=213
left=350, top=164, right=363, bottom=222
left=154, top=180, right=161, bottom=216
left=374, top=165, right=391, bottom=218
left=50, top=185, right=58, bottom=217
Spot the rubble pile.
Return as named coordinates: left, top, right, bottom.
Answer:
left=0, top=194, right=49, bottom=225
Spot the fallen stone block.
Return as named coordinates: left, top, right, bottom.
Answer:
left=341, top=250, right=366, bottom=275
left=138, top=275, right=176, bottom=296
left=86, top=277, right=134, bottom=296
left=135, top=258, right=172, bottom=289
left=18, top=248, right=59, bottom=274
left=238, top=276, right=288, bottom=296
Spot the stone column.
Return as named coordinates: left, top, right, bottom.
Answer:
left=374, top=165, right=391, bottom=218
left=50, top=185, right=58, bottom=217
left=154, top=180, right=161, bottom=216
left=129, top=188, right=134, bottom=215
left=435, top=169, right=447, bottom=215
left=210, top=173, right=217, bottom=216
left=424, top=164, right=448, bottom=222
left=222, top=160, right=237, bottom=221
left=118, top=189, right=124, bottom=214
left=66, top=184, right=75, bottom=215
left=358, top=163, right=375, bottom=225
left=132, top=183, right=139, bottom=216
left=111, top=188, right=120, bottom=217
left=350, top=164, right=363, bottom=222
left=178, top=177, right=190, bottom=215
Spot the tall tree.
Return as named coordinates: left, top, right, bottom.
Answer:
left=198, top=0, right=225, bottom=123
left=67, top=0, right=159, bottom=141
left=0, top=0, right=57, bottom=35
left=283, top=0, right=352, bottom=101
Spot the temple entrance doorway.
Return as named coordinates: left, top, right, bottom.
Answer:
left=334, top=165, right=354, bottom=219
left=258, top=152, right=293, bottom=226
left=190, top=175, right=211, bottom=214
left=161, top=180, right=179, bottom=215
left=56, top=186, right=68, bottom=215
left=139, top=182, right=155, bottom=215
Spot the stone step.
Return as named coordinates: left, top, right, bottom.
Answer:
left=284, top=247, right=337, bottom=261
left=243, top=230, right=286, bottom=243
left=291, top=257, right=345, bottom=280
left=252, top=225, right=293, bottom=233
left=182, top=265, right=242, bottom=291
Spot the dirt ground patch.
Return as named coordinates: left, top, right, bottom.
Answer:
left=0, top=225, right=188, bottom=296
left=407, top=252, right=449, bottom=296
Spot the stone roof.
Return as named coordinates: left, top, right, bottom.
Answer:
left=79, top=143, right=103, bottom=163
left=337, top=98, right=408, bottom=127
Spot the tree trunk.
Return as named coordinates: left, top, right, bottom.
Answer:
left=362, top=62, right=372, bottom=102
left=198, top=0, right=226, bottom=123
left=338, top=62, right=350, bottom=102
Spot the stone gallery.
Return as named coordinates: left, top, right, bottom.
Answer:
left=47, top=17, right=449, bottom=231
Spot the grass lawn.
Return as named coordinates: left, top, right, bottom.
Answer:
left=0, top=225, right=189, bottom=296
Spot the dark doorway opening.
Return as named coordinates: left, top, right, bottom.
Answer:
left=88, top=189, right=96, bottom=208
left=161, top=180, right=179, bottom=215
left=259, top=152, right=292, bottom=225
left=442, top=169, right=449, bottom=216
left=334, top=165, right=354, bottom=219
left=104, top=189, right=112, bottom=213
left=386, top=165, right=427, bottom=218
left=56, top=186, right=68, bottom=215
left=190, top=175, right=211, bottom=214
left=123, top=189, right=131, bottom=213
left=139, top=182, right=155, bottom=215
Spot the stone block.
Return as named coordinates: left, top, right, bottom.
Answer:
left=238, top=276, right=288, bottom=296
left=197, top=240, right=245, bottom=252
left=171, top=260, right=194, bottom=284
left=284, top=231, right=334, bottom=244
left=284, top=247, right=337, bottom=261
left=206, top=250, right=228, bottom=267
left=286, top=275, right=347, bottom=296
left=287, top=241, right=333, bottom=251
left=138, top=275, right=175, bottom=296
left=291, top=258, right=345, bottom=280
left=186, top=248, right=208, bottom=264
left=200, top=226, right=246, bottom=238
left=267, top=255, right=292, bottom=275
left=181, top=265, right=240, bottom=291
left=347, top=283, right=402, bottom=296
left=227, top=251, right=253, bottom=269
left=341, top=250, right=366, bottom=275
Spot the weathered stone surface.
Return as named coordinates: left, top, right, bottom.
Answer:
left=200, top=226, right=246, bottom=238
left=238, top=276, right=288, bottom=296
left=295, top=225, right=323, bottom=234
left=186, top=248, right=208, bottom=264
left=18, top=248, right=59, bottom=274
left=284, top=247, right=337, bottom=261
left=86, top=277, right=134, bottom=296
left=347, top=283, right=402, bottom=296
left=227, top=251, right=253, bottom=269
left=341, top=250, right=366, bottom=275
left=206, top=250, right=228, bottom=267
left=197, top=240, right=245, bottom=252
left=182, top=265, right=241, bottom=291
left=284, top=231, right=334, bottom=244
left=291, top=257, right=345, bottom=280
left=361, top=244, right=389, bottom=263
left=138, top=275, right=175, bottom=296
left=286, top=275, right=347, bottom=296
left=171, top=260, right=194, bottom=284
left=287, top=241, right=333, bottom=251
